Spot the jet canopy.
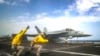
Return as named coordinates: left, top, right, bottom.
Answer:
left=66, top=28, right=74, bottom=31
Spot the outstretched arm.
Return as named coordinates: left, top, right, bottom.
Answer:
left=20, top=25, right=30, bottom=35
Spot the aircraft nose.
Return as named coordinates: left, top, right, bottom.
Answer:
left=86, top=34, right=92, bottom=36
left=81, top=33, right=92, bottom=37
left=75, top=31, right=92, bottom=37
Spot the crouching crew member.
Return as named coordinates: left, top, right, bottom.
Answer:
left=11, top=26, right=29, bottom=56
left=30, top=33, right=48, bottom=56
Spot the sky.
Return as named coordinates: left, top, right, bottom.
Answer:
left=0, top=0, right=100, bottom=40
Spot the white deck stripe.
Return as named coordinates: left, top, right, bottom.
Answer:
left=0, top=51, right=11, bottom=56
left=52, top=50, right=100, bottom=56
left=42, top=49, right=100, bottom=56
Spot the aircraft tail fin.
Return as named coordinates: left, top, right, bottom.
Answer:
left=43, top=27, right=48, bottom=34
left=35, top=26, right=42, bottom=34
left=34, top=26, right=47, bottom=37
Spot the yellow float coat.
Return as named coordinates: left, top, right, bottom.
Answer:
left=12, top=28, right=28, bottom=46
left=31, top=34, right=48, bottom=45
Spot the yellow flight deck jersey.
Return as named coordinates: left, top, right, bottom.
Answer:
left=31, top=34, right=48, bottom=45
left=12, top=28, right=28, bottom=46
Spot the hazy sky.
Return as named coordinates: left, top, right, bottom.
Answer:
left=0, top=0, right=100, bottom=40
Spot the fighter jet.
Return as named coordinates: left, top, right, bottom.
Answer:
left=30, top=26, right=92, bottom=43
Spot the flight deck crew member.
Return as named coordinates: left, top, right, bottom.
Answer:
left=11, top=26, right=29, bottom=56
left=30, top=33, right=48, bottom=56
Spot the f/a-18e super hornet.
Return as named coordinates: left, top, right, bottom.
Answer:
left=26, top=26, right=92, bottom=43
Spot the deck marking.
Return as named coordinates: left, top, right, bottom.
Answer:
left=51, top=50, right=100, bottom=56
left=42, top=49, right=100, bottom=56
left=0, top=51, right=11, bottom=56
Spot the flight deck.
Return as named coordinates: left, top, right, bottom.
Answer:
left=0, top=42, right=100, bottom=56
